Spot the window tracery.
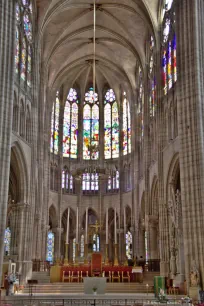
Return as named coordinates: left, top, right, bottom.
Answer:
left=123, top=92, right=131, bottom=155
left=149, top=36, right=156, bottom=117
left=4, top=228, right=11, bottom=256
left=62, top=168, right=74, bottom=194
left=83, top=88, right=99, bottom=160
left=162, top=0, right=177, bottom=95
left=104, top=89, right=119, bottom=159
left=63, top=89, right=78, bottom=159
left=15, top=0, right=33, bottom=87
left=82, top=172, right=99, bottom=193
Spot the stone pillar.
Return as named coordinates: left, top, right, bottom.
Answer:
left=176, top=0, right=204, bottom=287
left=53, top=227, right=63, bottom=262
left=148, top=216, right=158, bottom=260
left=0, top=0, right=16, bottom=281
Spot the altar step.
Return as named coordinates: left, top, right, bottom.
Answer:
left=22, top=282, right=154, bottom=294
left=31, top=271, right=50, bottom=283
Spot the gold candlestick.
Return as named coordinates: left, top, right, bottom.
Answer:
left=114, top=244, right=119, bottom=266
left=84, top=244, right=88, bottom=265
left=64, top=243, right=69, bottom=266
left=74, top=243, right=79, bottom=266
left=105, top=244, right=109, bottom=265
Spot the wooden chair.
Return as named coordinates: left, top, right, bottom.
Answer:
left=71, top=271, right=79, bottom=282
left=112, top=271, right=120, bottom=282
left=62, top=270, right=71, bottom=282
left=80, top=270, right=89, bottom=282
left=103, top=271, right=111, bottom=282
left=122, top=271, right=130, bottom=282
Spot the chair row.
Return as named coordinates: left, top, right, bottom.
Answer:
left=62, top=270, right=130, bottom=282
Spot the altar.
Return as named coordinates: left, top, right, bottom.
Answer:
left=83, top=277, right=106, bottom=294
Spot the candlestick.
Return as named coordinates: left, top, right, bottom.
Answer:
left=114, top=208, right=117, bottom=244
left=76, top=207, right=79, bottom=244
left=106, top=207, right=108, bottom=244
left=85, top=207, right=88, bottom=244
left=66, top=208, right=70, bottom=244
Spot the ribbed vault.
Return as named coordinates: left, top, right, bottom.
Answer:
left=36, top=0, right=160, bottom=95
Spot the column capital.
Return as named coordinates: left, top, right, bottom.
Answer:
left=52, top=227, right=64, bottom=234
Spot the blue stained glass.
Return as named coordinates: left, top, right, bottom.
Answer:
left=4, top=228, right=11, bottom=256
left=46, top=231, right=54, bottom=262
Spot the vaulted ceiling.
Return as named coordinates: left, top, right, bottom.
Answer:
left=36, top=0, right=161, bottom=96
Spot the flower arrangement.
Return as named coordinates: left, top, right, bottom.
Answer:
left=181, top=296, right=192, bottom=304
left=157, top=288, right=168, bottom=303
left=92, top=287, right=97, bottom=292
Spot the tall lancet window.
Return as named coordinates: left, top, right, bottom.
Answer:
left=50, top=91, right=60, bottom=154
left=16, top=0, right=33, bottom=87
left=83, top=88, right=99, bottom=160
left=46, top=231, right=54, bottom=263
left=123, top=92, right=131, bottom=155
left=4, top=228, right=11, bottom=256
left=162, top=0, right=177, bottom=95
left=63, top=88, right=79, bottom=158
left=104, top=89, right=119, bottom=159
left=137, top=67, right=144, bottom=141
left=149, top=36, right=156, bottom=117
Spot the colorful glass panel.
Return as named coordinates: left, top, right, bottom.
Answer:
left=15, top=27, right=20, bottom=74
left=24, top=13, right=32, bottom=41
left=16, top=4, right=20, bottom=22
left=167, top=41, right=172, bottom=90
left=63, top=101, right=71, bottom=157
left=71, top=103, right=78, bottom=158
left=127, top=102, right=131, bottom=153
left=162, top=50, right=167, bottom=95
left=145, top=231, right=148, bottom=263
left=123, top=96, right=128, bottom=155
left=21, top=38, right=26, bottom=81
left=116, top=171, right=120, bottom=189
left=85, top=88, right=98, bottom=104
left=27, top=45, right=31, bottom=87
left=104, top=104, right=111, bottom=159
left=125, top=231, right=132, bottom=259
left=62, top=170, right=65, bottom=188
left=112, top=102, right=119, bottom=158
left=50, top=103, right=54, bottom=152
left=46, top=231, right=54, bottom=262
left=54, top=93, right=60, bottom=154
left=4, top=228, right=11, bottom=256
left=91, top=105, right=99, bottom=160
left=83, top=105, right=91, bottom=159
left=172, top=34, right=177, bottom=82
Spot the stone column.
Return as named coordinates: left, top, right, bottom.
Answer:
left=0, top=0, right=16, bottom=281
left=176, top=0, right=204, bottom=287
left=53, top=227, right=63, bottom=262
left=148, top=215, right=158, bottom=260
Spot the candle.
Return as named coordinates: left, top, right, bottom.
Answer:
left=124, top=207, right=126, bottom=239
left=76, top=207, right=79, bottom=244
left=114, top=208, right=117, bottom=244
left=66, top=208, right=70, bottom=244
left=85, top=207, right=88, bottom=244
left=106, top=208, right=108, bottom=244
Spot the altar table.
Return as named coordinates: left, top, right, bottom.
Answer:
left=83, top=277, right=106, bottom=294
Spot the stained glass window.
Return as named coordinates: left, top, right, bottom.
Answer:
left=162, top=0, right=177, bottom=95
left=61, top=169, right=74, bottom=193
left=73, top=238, right=76, bottom=263
left=83, top=88, right=99, bottom=160
left=138, top=67, right=144, bottom=140
left=107, top=171, right=119, bottom=192
left=4, top=228, right=11, bottom=256
left=15, top=27, right=20, bottom=74
left=123, top=92, right=131, bottom=155
left=104, top=89, right=119, bottom=159
left=80, top=235, right=84, bottom=257
left=125, top=231, right=132, bottom=259
left=63, top=89, right=78, bottom=158
left=50, top=92, right=60, bottom=154
left=21, top=38, right=26, bottom=81
left=46, top=231, right=54, bottom=262
left=82, top=172, right=99, bottom=192
left=15, top=1, right=33, bottom=86
left=54, top=93, right=60, bottom=154
left=149, top=36, right=156, bottom=117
